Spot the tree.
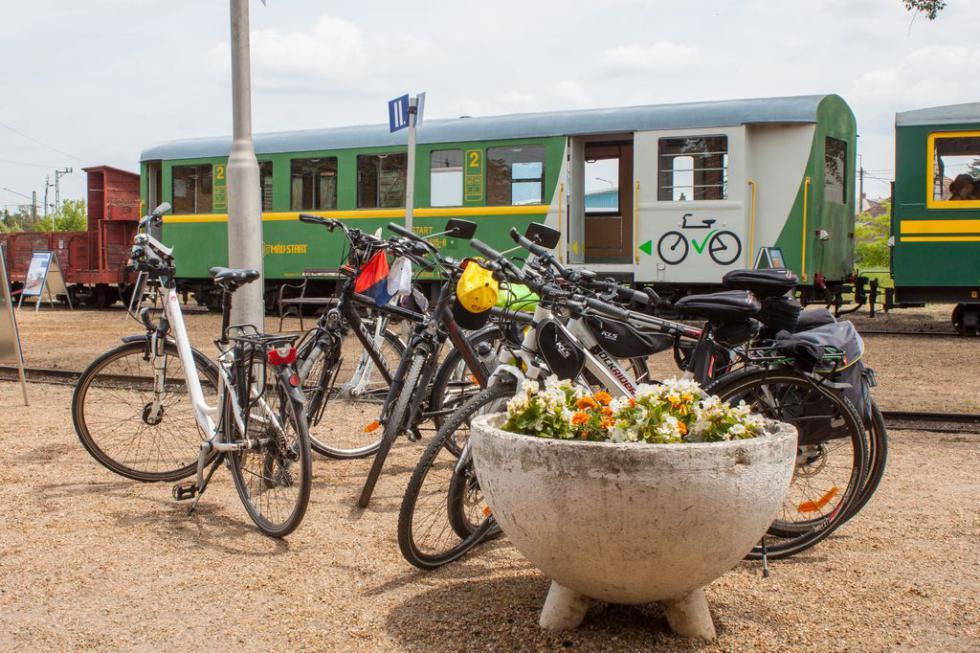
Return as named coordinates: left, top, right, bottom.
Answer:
left=854, top=201, right=891, bottom=270
left=904, top=0, right=946, bottom=20
left=32, top=200, right=87, bottom=232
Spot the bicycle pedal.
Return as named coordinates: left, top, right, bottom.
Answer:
left=172, top=482, right=198, bottom=501
left=407, top=428, right=423, bottom=442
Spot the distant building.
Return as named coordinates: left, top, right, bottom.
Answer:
left=585, top=188, right=618, bottom=212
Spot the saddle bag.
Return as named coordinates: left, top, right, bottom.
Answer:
left=584, top=315, right=673, bottom=359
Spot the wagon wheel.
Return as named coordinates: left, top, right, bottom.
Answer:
left=952, top=303, right=979, bottom=336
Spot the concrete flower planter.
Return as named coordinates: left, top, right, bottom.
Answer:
left=469, top=413, right=797, bottom=640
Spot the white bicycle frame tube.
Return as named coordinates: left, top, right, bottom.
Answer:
left=164, top=288, right=221, bottom=435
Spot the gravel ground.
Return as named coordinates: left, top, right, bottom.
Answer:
left=1, top=304, right=978, bottom=651
left=10, top=305, right=980, bottom=414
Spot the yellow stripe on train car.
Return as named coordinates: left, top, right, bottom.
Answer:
left=900, top=219, right=980, bottom=235
left=163, top=205, right=550, bottom=224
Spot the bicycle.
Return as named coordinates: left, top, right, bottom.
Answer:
left=72, top=203, right=312, bottom=537
left=398, top=226, right=872, bottom=567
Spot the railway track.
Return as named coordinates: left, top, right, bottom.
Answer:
left=3, top=364, right=978, bottom=433
left=860, top=329, right=963, bottom=338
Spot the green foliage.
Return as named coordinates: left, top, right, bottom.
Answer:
left=904, top=0, right=946, bottom=20
left=34, top=200, right=87, bottom=232
left=854, top=201, right=891, bottom=270
left=2, top=200, right=86, bottom=233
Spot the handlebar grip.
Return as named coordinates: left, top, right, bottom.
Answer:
left=299, top=213, right=327, bottom=225
left=585, top=296, right=630, bottom=321
left=388, top=222, right=418, bottom=241
left=151, top=202, right=171, bottom=218
left=617, top=286, right=651, bottom=307
left=469, top=238, right=503, bottom=260
left=508, top=227, right=547, bottom=257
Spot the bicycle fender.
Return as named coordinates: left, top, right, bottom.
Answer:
left=276, top=366, right=307, bottom=404
left=489, top=364, right=524, bottom=387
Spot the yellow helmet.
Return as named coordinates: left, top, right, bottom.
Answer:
left=454, top=259, right=499, bottom=329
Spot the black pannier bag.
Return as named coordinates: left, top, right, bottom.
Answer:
left=584, top=315, right=674, bottom=359
left=537, top=319, right=586, bottom=381
left=762, top=295, right=802, bottom=335
left=773, top=320, right=871, bottom=444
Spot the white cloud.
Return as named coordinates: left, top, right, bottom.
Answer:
left=601, top=42, right=699, bottom=76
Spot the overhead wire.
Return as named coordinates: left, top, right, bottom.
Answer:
left=0, top=120, right=88, bottom=163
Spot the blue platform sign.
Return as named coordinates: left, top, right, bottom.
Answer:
left=388, top=94, right=410, bottom=133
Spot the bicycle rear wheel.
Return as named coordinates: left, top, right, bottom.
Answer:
left=227, top=376, right=312, bottom=538
left=299, top=325, right=404, bottom=458
left=398, top=381, right=515, bottom=569
left=71, top=339, right=218, bottom=482
left=708, top=368, right=868, bottom=559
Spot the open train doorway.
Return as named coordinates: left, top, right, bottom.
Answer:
left=583, top=140, right=633, bottom=263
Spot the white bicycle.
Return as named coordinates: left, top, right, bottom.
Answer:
left=71, top=203, right=312, bottom=538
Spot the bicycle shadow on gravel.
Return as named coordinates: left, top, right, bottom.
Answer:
left=37, top=479, right=136, bottom=501
left=110, top=504, right=290, bottom=557
left=361, top=555, right=534, bottom=597
left=385, top=574, right=719, bottom=652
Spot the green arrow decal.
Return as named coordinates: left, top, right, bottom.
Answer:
left=639, top=240, right=653, bottom=256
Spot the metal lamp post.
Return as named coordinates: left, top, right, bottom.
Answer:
left=227, top=0, right=265, bottom=329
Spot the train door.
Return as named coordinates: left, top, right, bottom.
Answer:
left=633, top=126, right=747, bottom=284
left=145, top=161, right=163, bottom=214
left=583, top=141, right=633, bottom=263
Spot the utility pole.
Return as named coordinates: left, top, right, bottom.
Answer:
left=226, top=0, right=264, bottom=329
left=858, top=155, right=864, bottom=214
left=43, top=175, right=50, bottom=218
left=31, top=192, right=37, bottom=221
left=54, top=168, right=72, bottom=212
left=405, top=96, right=418, bottom=231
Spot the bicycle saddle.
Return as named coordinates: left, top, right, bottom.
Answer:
left=209, top=266, right=261, bottom=290
left=722, top=268, right=798, bottom=297
left=674, top=290, right=761, bottom=323
left=702, top=219, right=716, bottom=227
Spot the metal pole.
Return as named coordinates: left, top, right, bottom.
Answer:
left=43, top=175, right=49, bottom=218
left=31, top=192, right=37, bottom=221
left=226, top=0, right=265, bottom=329
left=858, top=156, right=864, bottom=214
left=405, top=96, right=417, bottom=231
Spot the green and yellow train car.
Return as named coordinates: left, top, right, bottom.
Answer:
left=892, top=102, right=980, bottom=334
left=139, top=94, right=857, bottom=306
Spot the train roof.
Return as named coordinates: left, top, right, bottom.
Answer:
left=896, top=102, right=980, bottom=127
left=141, top=94, right=842, bottom=162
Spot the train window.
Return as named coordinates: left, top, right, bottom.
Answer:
left=171, top=164, right=213, bottom=214
left=357, top=153, right=407, bottom=208
left=430, top=150, right=463, bottom=207
left=260, top=161, right=274, bottom=211
left=290, top=158, right=337, bottom=211
left=658, top=136, right=727, bottom=201
left=825, top=137, right=847, bottom=204
left=487, top=145, right=545, bottom=205
left=930, top=133, right=980, bottom=204
left=585, top=158, right=620, bottom=214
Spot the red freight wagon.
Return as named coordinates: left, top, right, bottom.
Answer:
left=0, top=166, right=141, bottom=307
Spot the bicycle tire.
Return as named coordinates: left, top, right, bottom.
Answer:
left=707, top=368, right=867, bottom=559
left=300, top=327, right=404, bottom=459
left=358, top=351, right=427, bottom=508
left=657, top=231, right=688, bottom=265
left=428, top=325, right=503, bottom=434
left=228, top=377, right=313, bottom=538
left=398, top=381, right=516, bottom=569
left=72, top=339, right=219, bottom=482
left=842, top=398, right=888, bottom=521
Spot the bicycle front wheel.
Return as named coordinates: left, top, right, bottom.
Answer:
left=299, top=325, right=404, bottom=459
left=71, top=339, right=218, bottom=482
left=228, top=376, right=313, bottom=538
left=398, top=381, right=516, bottom=569
left=708, top=368, right=868, bottom=559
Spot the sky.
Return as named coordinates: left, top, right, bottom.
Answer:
left=1, top=0, right=977, bottom=212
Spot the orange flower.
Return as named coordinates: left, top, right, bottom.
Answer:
left=677, top=421, right=688, bottom=435
left=601, top=406, right=613, bottom=417
left=628, top=397, right=636, bottom=408
left=576, top=396, right=598, bottom=410
left=594, top=391, right=612, bottom=406
left=601, top=416, right=616, bottom=428
left=571, top=411, right=589, bottom=426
